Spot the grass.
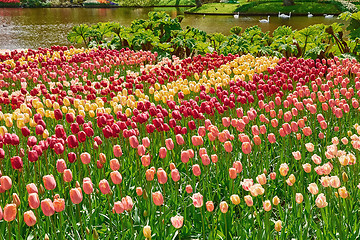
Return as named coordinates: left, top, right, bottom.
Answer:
left=241, top=2, right=341, bottom=14
left=186, top=2, right=247, bottom=14
left=155, top=0, right=195, bottom=6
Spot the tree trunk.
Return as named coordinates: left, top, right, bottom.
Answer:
left=195, top=0, right=202, bottom=8
left=283, top=0, right=294, bottom=6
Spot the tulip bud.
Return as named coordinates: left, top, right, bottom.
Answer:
left=86, top=227, right=90, bottom=235
left=93, top=229, right=99, bottom=240
left=45, top=234, right=50, bottom=240
left=342, top=172, right=348, bottom=182
left=143, top=225, right=151, bottom=239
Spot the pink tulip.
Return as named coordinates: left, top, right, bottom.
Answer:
left=113, top=145, right=123, bottom=157
left=70, top=188, right=83, bottom=204
left=192, top=193, right=203, bottom=208
left=192, top=164, right=201, bottom=176
left=24, top=210, right=37, bottom=226
left=142, top=137, right=150, bottom=148
left=129, top=136, right=139, bottom=148
left=43, top=175, right=56, bottom=190
left=28, top=193, right=40, bottom=209
left=99, top=179, right=111, bottom=194
left=83, top=178, right=94, bottom=195
left=171, top=169, right=180, bottom=182
left=181, top=151, right=189, bottom=163
left=157, top=168, right=168, bottom=184
left=63, top=169, right=73, bottom=182
left=26, top=183, right=38, bottom=194
left=113, top=201, right=125, bottom=214
left=152, top=192, right=164, bottom=206
left=0, top=176, right=12, bottom=190
left=80, top=152, right=91, bottom=164
left=165, top=138, right=174, bottom=150
left=56, top=159, right=67, bottom=173
left=175, top=134, right=185, bottom=145
left=220, top=201, right=229, bottom=213
left=159, top=147, right=167, bottom=159
left=141, top=155, right=151, bottom=167
left=224, top=141, right=233, bottom=152
left=110, top=171, right=123, bottom=184
left=41, top=199, right=55, bottom=216
left=171, top=215, right=184, bottom=229
left=110, top=159, right=120, bottom=171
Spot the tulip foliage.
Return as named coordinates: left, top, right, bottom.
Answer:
left=0, top=45, right=360, bottom=240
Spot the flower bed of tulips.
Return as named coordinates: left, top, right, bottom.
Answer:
left=0, top=46, right=360, bottom=239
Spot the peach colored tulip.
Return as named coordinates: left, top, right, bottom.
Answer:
left=83, top=177, right=94, bottom=195
left=220, top=201, right=229, bottom=213
left=43, top=175, right=56, bottom=190
left=188, top=149, right=195, bottom=158
left=224, top=141, right=233, bottom=152
left=12, top=193, right=20, bottom=207
left=157, top=168, right=168, bottom=184
left=198, top=126, right=206, bottom=137
left=138, top=145, right=146, bottom=156
left=192, top=164, right=201, bottom=176
left=256, top=173, right=267, bottom=185
left=270, top=172, right=276, bottom=180
left=341, top=137, right=348, bottom=145
left=24, top=210, right=36, bottom=227
left=192, top=193, right=203, bottom=208
left=165, top=138, right=174, bottom=150
left=28, top=193, right=40, bottom=209
left=275, top=220, right=282, bottom=232
left=244, top=195, right=253, bottom=207
left=142, top=137, right=150, bottom=148
left=292, top=151, right=301, bottom=160
left=129, top=136, right=139, bottom=148
left=229, top=168, right=237, bottom=179
left=233, top=161, right=243, bottom=173
left=295, top=193, right=303, bottom=204
left=180, top=151, right=190, bottom=164
left=303, top=163, right=312, bottom=173
left=272, top=196, right=280, bottom=206
left=186, top=185, right=193, bottom=194
left=242, top=142, right=251, bottom=154
left=99, top=179, right=111, bottom=194
left=338, top=187, right=348, bottom=198
left=171, top=215, right=184, bottom=229
left=0, top=176, right=12, bottom=190
left=230, top=194, right=240, bottom=205
left=143, top=225, right=151, bottom=238
left=110, top=171, right=123, bottom=184
left=263, top=200, right=272, bottom=211
left=122, top=196, right=134, bottom=211
left=4, top=204, right=17, bottom=222
left=70, top=188, right=83, bottom=204
left=320, top=176, right=330, bottom=187
left=141, top=155, right=151, bottom=167
left=159, top=147, right=167, bottom=159
left=136, top=187, right=143, bottom=196
left=152, top=191, right=164, bottom=206
left=54, top=198, right=65, bottom=212
left=206, top=201, right=214, bottom=212
left=315, top=193, right=328, bottom=208
left=41, top=199, right=55, bottom=216
left=268, top=133, right=276, bottom=144
left=330, top=176, right=341, bottom=188
left=114, top=201, right=125, bottom=214
left=26, top=183, right=38, bottom=194
left=110, top=159, right=120, bottom=171
left=279, top=163, right=289, bottom=176
left=146, top=169, right=155, bottom=181
left=113, top=145, right=123, bottom=157
left=171, top=169, right=180, bottom=182
left=63, top=169, right=73, bottom=182
left=305, top=143, right=315, bottom=152
left=241, top=179, right=254, bottom=191
left=80, top=152, right=91, bottom=164
left=308, top=183, right=319, bottom=195
left=56, top=159, right=67, bottom=173
left=211, top=154, right=218, bottom=163
left=201, top=154, right=210, bottom=166
left=249, top=184, right=265, bottom=197
left=175, top=134, right=185, bottom=145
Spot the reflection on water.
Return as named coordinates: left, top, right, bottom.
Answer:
left=0, top=8, right=344, bottom=50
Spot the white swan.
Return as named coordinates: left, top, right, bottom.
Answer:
left=259, top=16, right=270, bottom=23
left=234, top=12, right=239, bottom=19
left=324, top=14, right=334, bottom=18
left=308, top=12, right=313, bottom=17
left=279, top=12, right=291, bottom=18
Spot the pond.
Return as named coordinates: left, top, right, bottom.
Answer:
left=0, top=7, right=344, bottom=50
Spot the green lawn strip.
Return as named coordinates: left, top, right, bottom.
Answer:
left=186, top=2, right=247, bottom=14
left=241, top=2, right=341, bottom=14
left=155, top=0, right=195, bottom=6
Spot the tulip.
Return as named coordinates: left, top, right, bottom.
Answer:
left=308, top=183, right=319, bottom=195
left=171, top=169, right=180, bottom=182
left=186, top=185, right=193, bottom=194
left=63, top=169, right=73, bottom=182
left=83, top=178, right=94, bottom=195
left=192, top=164, right=201, bottom=176
left=171, top=215, right=184, bottom=229
left=56, top=159, right=67, bottom=173
left=338, top=187, right=348, bottom=198
left=142, top=137, right=150, bottom=148
left=292, top=151, right=301, bottom=160
left=244, top=195, right=253, bottom=207
left=256, top=173, right=267, bottom=185
left=122, top=196, right=134, bottom=211
left=110, top=171, right=123, bottom=184
left=129, top=136, right=139, bottom=148
left=1, top=176, right=12, bottom=190
left=241, top=142, right=251, bottom=154
left=136, top=187, right=143, bottom=196
left=275, top=220, right=282, bottom=232
left=270, top=172, right=276, bottom=180
left=99, top=179, right=111, bottom=194
left=296, top=193, right=304, bottom=204
left=110, top=159, right=120, bottom=171
left=28, top=193, right=40, bottom=209
left=41, top=199, right=55, bottom=216
left=272, top=196, right=280, bottom=206
left=113, top=145, right=123, bottom=157
left=152, top=191, right=164, bottom=206
left=11, top=156, right=23, bottom=170
left=220, top=201, right=229, bottom=213
left=43, top=175, right=56, bottom=190
left=192, top=193, right=203, bottom=208
left=279, top=163, right=289, bottom=176
left=114, top=201, right=125, bottom=214
left=54, top=198, right=65, bottom=212
left=157, top=168, right=168, bottom=184
left=24, top=210, right=37, bottom=227
left=26, top=183, right=38, bottom=194
left=159, top=147, right=167, bottom=159
left=143, top=225, right=151, bottom=239
left=70, top=188, right=83, bottom=204
left=315, top=193, right=328, bottom=208
left=263, top=200, right=272, bottom=211
left=80, top=152, right=91, bottom=165
left=230, top=194, right=240, bottom=205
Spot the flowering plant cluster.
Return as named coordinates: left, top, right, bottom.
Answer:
left=0, top=45, right=359, bottom=239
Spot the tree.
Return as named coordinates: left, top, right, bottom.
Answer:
left=283, top=0, right=294, bottom=6
left=195, top=0, right=202, bottom=8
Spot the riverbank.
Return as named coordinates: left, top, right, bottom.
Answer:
left=185, top=2, right=342, bottom=15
